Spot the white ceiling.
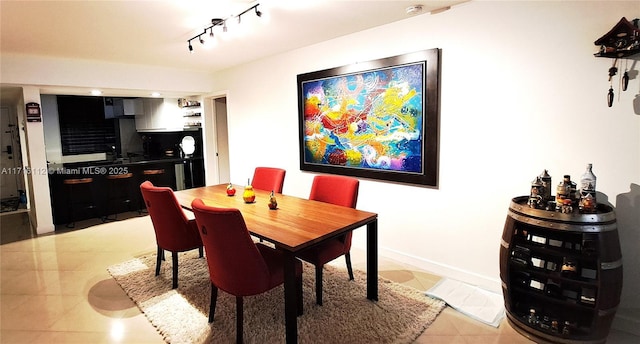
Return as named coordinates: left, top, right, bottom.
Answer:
left=0, top=0, right=467, bottom=101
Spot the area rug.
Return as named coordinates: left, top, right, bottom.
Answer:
left=108, top=250, right=446, bottom=344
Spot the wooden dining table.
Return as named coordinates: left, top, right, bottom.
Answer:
left=174, top=184, right=379, bottom=344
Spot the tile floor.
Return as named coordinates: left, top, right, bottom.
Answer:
left=1, top=210, right=638, bottom=343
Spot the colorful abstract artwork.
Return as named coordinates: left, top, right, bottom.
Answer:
left=297, top=49, right=440, bottom=186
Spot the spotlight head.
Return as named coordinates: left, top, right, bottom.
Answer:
left=199, top=35, right=205, bottom=44
left=255, top=6, right=262, bottom=17
left=188, top=41, right=193, bottom=53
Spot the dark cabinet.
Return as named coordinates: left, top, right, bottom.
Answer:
left=500, top=196, right=622, bottom=344
left=48, top=158, right=203, bottom=226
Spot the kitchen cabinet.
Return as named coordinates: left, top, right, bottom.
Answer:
left=135, top=98, right=182, bottom=132
left=105, top=97, right=143, bottom=118
left=123, top=98, right=143, bottom=116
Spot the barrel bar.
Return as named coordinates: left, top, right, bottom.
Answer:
left=510, top=196, right=616, bottom=224
left=507, top=210, right=617, bottom=233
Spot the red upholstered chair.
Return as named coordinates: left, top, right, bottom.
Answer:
left=296, top=174, right=359, bottom=305
left=251, top=167, right=286, bottom=193
left=191, top=198, right=303, bottom=344
left=140, top=181, right=203, bottom=289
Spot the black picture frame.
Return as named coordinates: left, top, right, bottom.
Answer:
left=297, top=48, right=440, bottom=186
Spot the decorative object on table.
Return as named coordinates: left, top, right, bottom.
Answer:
left=268, top=190, right=278, bottom=209
left=528, top=177, right=544, bottom=209
left=297, top=49, right=440, bottom=187
left=555, top=175, right=572, bottom=211
left=539, top=169, right=552, bottom=203
left=528, top=165, right=601, bottom=214
left=579, top=163, right=598, bottom=213
left=560, top=199, right=573, bottom=214
left=579, top=163, right=597, bottom=198
left=108, top=250, right=446, bottom=344
left=242, top=179, right=255, bottom=203
left=593, top=17, right=640, bottom=107
left=226, top=182, right=236, bottom=196
left=579, top=193, right=597, bottom=213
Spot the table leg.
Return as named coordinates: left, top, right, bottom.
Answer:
left=283, top=250, right=298, bottom=344
left=367, top=219, right=378, bottom=301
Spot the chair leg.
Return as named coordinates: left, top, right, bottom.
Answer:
left=236, top=296, right=243, bottom=344
left=315, top=265, right=323, bottom=306
left=172, top=252, right=179, bottom=289
left=199, top=246, right=204, bottom=258
left=345, top=252, right=354, bottom=280
left=209, top=283, right=218, bottom=323
left=155, top=246, right=162, bottom=276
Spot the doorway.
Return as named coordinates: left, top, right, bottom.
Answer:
left=212, top=97, right=230, bottom=184
left=1, top=106, right=25, bottom=212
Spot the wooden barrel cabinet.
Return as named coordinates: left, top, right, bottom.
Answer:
left=500, top=196, right=622, bottom=344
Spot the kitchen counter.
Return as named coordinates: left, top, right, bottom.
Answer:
left=48, top=156, right=204, bottom=226
left=48, top=156, right=203, bottom=169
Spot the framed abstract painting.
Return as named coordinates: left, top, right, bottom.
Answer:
left=297, top=48, right=440, bottom=186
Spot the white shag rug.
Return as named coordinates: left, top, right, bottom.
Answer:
left=108, top=250, right=445, bottom=344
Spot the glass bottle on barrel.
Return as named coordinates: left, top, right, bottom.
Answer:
left=555, top=176, right=571, bottom=212
left=579, top=163, right=597, bottom=213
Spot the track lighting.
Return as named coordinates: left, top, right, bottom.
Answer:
left=187, top=3, right=262, bottom=53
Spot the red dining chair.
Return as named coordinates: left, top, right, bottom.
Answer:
left=140, top=181, right=203, bottom=289
left=191, top=198, right=303, bottom=343
left=251, top=167, right=286, bottom=193
left=296, top=174, right=359, bottom=305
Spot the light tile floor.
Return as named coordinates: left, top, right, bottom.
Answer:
left=1, top=210, right=638, bottom=343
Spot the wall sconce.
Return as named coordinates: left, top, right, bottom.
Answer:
left=187, top=3, right=262, bottom=53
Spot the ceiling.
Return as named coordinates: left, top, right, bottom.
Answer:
left=0, top=0, right=467, bottom=102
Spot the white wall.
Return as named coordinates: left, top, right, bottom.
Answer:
left=210, top=1, right=640, bottom=333
left=0, top=0, right=638, bottom=334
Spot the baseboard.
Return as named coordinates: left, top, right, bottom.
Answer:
left=377, top=246, right=502, bottom=293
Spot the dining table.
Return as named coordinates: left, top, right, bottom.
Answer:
left=174, top=183, right=379, bottom=344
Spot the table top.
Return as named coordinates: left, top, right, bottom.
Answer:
left=174, top=184, right=378, bottom=252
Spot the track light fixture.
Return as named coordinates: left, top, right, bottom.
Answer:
left=187, top=3, right=262, bottom=53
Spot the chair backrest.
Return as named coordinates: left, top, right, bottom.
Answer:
left=140, top=181, right=200, bottom=251
left=251, top=167, right=286, bottom=193
left=309, top=175, right=359, bottom=209
left=191, top=198, right=272, bottom=296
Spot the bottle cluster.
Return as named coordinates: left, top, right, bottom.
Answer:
left=528, top=164, right=597, bottom=213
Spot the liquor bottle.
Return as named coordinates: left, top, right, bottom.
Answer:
left=555, top=176, right=571, bottom=211
left=580, top=163, right=597, bottom=198
left=539, top=170, right=552, bottom=203
left=566, top=175, right=578, bottom=204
